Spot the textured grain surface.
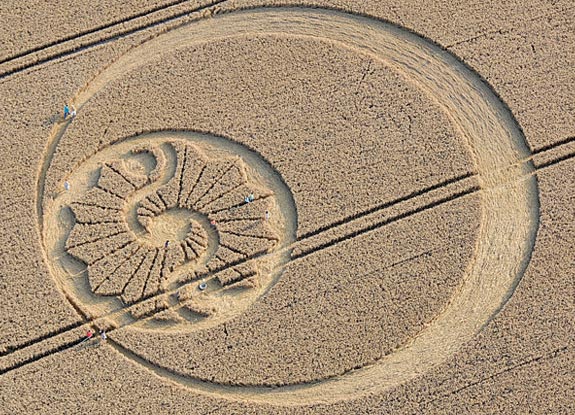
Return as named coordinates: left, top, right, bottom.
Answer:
left=43, top=35, right=473, bottom=239
left=113, top=196, right=480, bottom=385
left=227, top=0, right=575, bottom=150
left=449, top=5, right=575, bottom=151
left=0, top=1, right=573, bottom=414
left=0, top=0, right=207, bottom=61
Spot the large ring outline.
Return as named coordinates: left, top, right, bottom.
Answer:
left=38, top=7, right=539, bottom=405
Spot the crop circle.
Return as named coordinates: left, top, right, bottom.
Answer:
left=39, top=7, right=538, bottom=405
left=43, top=131, right=297, bottom=332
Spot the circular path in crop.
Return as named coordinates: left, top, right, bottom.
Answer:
left=39, top=7, right=538, bottom=407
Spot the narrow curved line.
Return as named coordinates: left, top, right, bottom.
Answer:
left=3, top=220, right=437, bottom=365
left=106, top=339, right=284, bottom=397
left=0, top=170, right=536, bottom=380
left=68, top=8, right=535, bottom=405
left=6, top=158, right=564, bottom=377
left=421, top=345, right=569, bottom=407
left=108, top=249, right=438, bottom=385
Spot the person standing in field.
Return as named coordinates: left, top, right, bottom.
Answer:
left=99, top=330, right=107, bottom=342
left=63, top=104, right=70, bottom=120
left=76, top=329, right=95, bottom=349
left=69, top=105, right=77, bottom=119
left=64, top=181, right=70, bottom=191
left=79, top=329, right=94, bottom=345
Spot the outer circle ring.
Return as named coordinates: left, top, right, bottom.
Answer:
left=38, top=7, right=539, bottom=406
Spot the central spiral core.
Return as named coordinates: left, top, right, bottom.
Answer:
left=139, top=210, right=209, bottom=251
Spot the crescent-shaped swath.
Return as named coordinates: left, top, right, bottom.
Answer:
left=43, top=7, right=539, bottom=406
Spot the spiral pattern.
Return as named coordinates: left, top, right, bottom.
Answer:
left=65, top=139, right=279, bottom=306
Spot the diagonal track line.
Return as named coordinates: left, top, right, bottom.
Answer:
left=534, top=149, right=575, bottom=170
left=299, top=172, right=474, bottom=241
left=0, top=0, right=230, bottom=80
left=0, top=0, right=198, bottom=65
left=0, top=178, right=479, bottom=372
left=1, top=148, right=574, bottom=375
left=532, top=136, right=575, bottom=155
left=293, top=186, right=479, bottom=261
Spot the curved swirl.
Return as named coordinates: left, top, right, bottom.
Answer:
left=65, top=140, right=278, bottom=305
left=44, top=131, right=295, bottom=329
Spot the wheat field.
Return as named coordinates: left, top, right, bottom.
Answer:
left=0, top=1, right=573, bottom=414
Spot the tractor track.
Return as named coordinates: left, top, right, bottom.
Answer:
left=0, top=0, right=196, bottom=65
left=1, top=145, right=571, bottom=377
left=0, top=0, right=229, bottom=80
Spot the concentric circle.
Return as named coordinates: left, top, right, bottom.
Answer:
left=43, top=131, right=297, bottom=332
left=38, top=7, right=538, bottom=405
